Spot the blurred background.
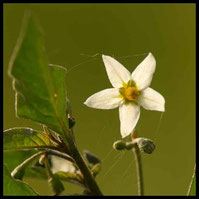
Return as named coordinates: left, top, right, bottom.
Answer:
left=3, top=3, right=195, bottom=195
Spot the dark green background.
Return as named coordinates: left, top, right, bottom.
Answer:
left=3, top=3, right=195, bottom=195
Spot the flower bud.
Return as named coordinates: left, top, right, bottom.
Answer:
left=83, top=150, right=101, bottom=165
left=113, top=140, right=126, bottom=150
left=136, top=138, right=155, bottom=154
left=68, top=116, right=76, bottom=129
left=92, top=163, right=101, bottom=177
left=125, top=142, right=135, bottom=150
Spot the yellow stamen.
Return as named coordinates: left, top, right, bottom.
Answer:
left=119, top=80, right=140, bottom=102
left=125, top=87, right=139, bottom=101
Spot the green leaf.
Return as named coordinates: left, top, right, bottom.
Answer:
left=8, top=12, right=68, bottom=139
left=27, top=166, right=48, bottom=179
left=187, top=165, right=196, bottom=196
left=49, top=174, right=65, bottom=195
left=4, top=127, right=57, bottom=150
left=4, top=150, right=47, bottom=181
left=83, top=151, right=101, bottom=178
left=4, top=150, right=35, bottom=171
left=83, top=150, right=101, bottom=166
left=4, top=150, right=36, bottom=180
left=3, top=164, right=38, bottom=196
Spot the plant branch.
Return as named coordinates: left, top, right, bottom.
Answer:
left=44, top=148, right=75, bottom=163
left=4, top=145, right=63, bottom=151
left=62, top=127, right=103, bottom=196
left=133, top=143, right=144, bottom=196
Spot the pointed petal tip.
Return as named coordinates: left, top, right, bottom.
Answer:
left=148, top=52, right=155, bottom=60
left=102, top=54, right=109, bottom=61
left=83, top=98, right=90, bottom=106
left=139, top=87, right=165, bottom=112
left=83, top=101, right=89, bottom=107
left=157, top=103, right=165, bottom=112
left=161, top=105, right=165, bottom=112
left=148, top=52, right=154, bottom=56
left=121, top=130, right=131, bottom=138
left=121, top=133, right=127, bottom=139
left=131, top=52, right=156, bottom=90
left=160, top=96, right=165, bottom=112
left=121, top=132, right=126, bottom=138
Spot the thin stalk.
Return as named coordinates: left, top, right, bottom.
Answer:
left=44, top=148, right=75, bottom=163
left=133, top=143, right=144, bottom=196
left=187, top=164, right=196, bottom=195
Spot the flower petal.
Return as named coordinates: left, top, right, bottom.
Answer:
left=102, top=55, right=131, bottom=88
left=119, top=103, right=140, bottom=138
left=131, top=52, right=156, bottom=90
left=84, top=88, right=123, bottom=109
left=139, top=87, right=165, bottom=112
left=51, top=155, right=76, bottom=174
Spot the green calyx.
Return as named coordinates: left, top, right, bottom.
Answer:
left=113, top=140, right=135, bottom=151
left=113, top=140, right=126, bottom=150
left=113, top=137, right=156, bottom=154
left=136, top=138, right=156, bottom=154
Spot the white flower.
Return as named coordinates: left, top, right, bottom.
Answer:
left=50, top=155, right=76, bottom=174
left=84, top=53, right=165, bottom=138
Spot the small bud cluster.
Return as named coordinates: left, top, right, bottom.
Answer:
left=136, top=138, right=155, bottom=154
left=113, top=137, right=155, bottom=154
left=113, top=140, right=135, bottom=151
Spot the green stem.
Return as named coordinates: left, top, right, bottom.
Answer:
left=55, top=112, right=103, bottom=195
left=71, top=145, right=102, bottom=195
left=64, top=128, right=103, bottom=195
left=133, top=143, right=144, bottom=196
left=68, top=135, right=102, bottom=195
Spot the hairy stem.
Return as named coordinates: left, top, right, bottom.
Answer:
left=67, top=130, right=103, bottom=195
left=133, top=143, right=144, bottom=196
left=70, top=144, right=102, bottom=195
left=59, top=121, right=103, bottom=196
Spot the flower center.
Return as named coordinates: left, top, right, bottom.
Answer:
left=119, top=80, right=140, bottom=102
left=124, top=87, right=139, bottom=101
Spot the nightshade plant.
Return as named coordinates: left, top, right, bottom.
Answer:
left=3, top=13, right=195, bottom=196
